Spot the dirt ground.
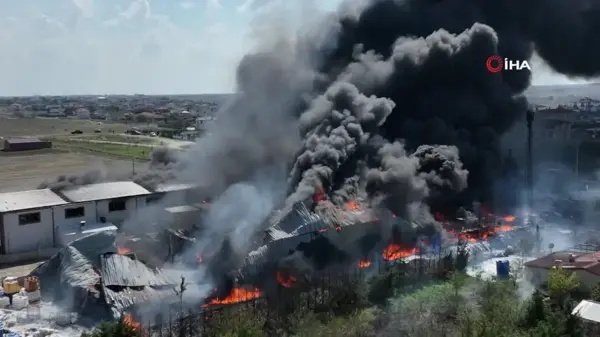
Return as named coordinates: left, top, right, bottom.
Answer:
left=0, top=117, right=131, bottom=138
left=0, top=262, right=42, bottom=278
left=0, top=150, right=145, bottom=192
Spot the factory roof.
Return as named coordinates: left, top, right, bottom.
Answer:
left=153, top=183, right=197, bottom=193
left=573, top=300, right=600, bottom=323
left=59, top=181, right=151, bottom=202
left=0, top=188, right=67, bottom=213
left=4, top=137, right=43, bottom=144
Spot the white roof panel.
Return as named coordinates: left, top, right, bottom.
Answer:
left=59, top=181, right=151, bottom=203
left=0, top=189, right=67, bottom=213
left=573, top=300, right=600, bottom=323
left=153, top=183, right=197, bottom=193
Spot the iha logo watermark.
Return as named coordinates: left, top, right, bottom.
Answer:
left=486, top=55, right=531, bottom=73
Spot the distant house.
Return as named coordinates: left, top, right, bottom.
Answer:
left=75, top=108, right=91, bottom=119
left=3, top=138, right=52, bottom=152
left=196, top=116, right=216, bottom=130
left=525, top=250, right=600, bottom=291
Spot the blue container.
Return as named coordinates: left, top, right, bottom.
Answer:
left=430, top=234, right=442, bottom=253
left=496, top=260, right=510, bottom=279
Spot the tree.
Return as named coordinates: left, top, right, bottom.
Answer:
left=523, top=290, right=546, bottom=328
left=547, top=266, right=579, bottom=304
left=590, top=281, right=600, bottom=302
left=81, top=317, right=140, bottom=337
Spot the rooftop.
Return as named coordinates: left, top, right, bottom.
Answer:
left=573, top=300, right=600, bottom=323
left=525, top=250, right=600, bottom=276
left=4, top=137, right=43, bottom=144
left=153, top=183, right=197, bottom=193
left=0, top=189, right=67, bottom=213
left=58, top=181, right=151, bottom=203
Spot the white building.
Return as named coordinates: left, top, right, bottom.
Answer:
left=0, top=189, right=68, bottom=254
left=149, top=183, right=200, bottom=206
left=196, top=116, right=216, bottom=131
left=56, top=181, right=151, bottom=225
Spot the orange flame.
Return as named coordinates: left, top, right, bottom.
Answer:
left=276, top=271, right=297, bottom=288
left=117, top=247, right=131, bottom=254
left=358, top=260, right=372, bottom=268
left=346, top=200, right=360, bottom=211
left=382, top=244, right=419, bottom=261
left=202, top=288, right=261, bottom=307
left=503, top=215, right=515, bottom=223
left=495, top=225, right=514, bottom=232
left=313, top=187, right=326, bottom=203
left=123, top=313, right=141, bottom=330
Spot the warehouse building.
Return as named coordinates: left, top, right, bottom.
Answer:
left=55, top=181, right=151, bottom=225
left=3, top=138, right=52, bottom=152
left=147, top=183, right=200, bottom=206
left=0, top=189, right=67, bottom=254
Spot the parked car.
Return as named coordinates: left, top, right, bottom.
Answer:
left=94, top=129, right=102, bottom=133
left=71, top=130, right=83, bottom=135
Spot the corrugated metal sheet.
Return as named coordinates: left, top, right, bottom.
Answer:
left=100, top=254, right=181, bottom=287
left=59, top=181, right=151, bottom=202
left=573, top=300, right=600, bottom=323
left=153, top=183, right=197, bottom=193
left=103, top=286, right=175, bottom=315
left=0, top=188, right=67, bottom=212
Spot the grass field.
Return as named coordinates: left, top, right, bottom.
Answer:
left=0, top=150, right=142, bottom=192
left=70, top=134, right=162, bottom=145
left=0, top=116, right=134, bottom=138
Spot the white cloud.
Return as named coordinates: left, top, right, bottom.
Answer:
left=0, top=0, right=253, bottom=95
left=71, top=0, right=94, bottom=17
left=180, top=1, right=196, bottom=10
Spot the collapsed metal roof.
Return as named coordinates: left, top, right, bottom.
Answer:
left=32, top=230, right=190, bottom=317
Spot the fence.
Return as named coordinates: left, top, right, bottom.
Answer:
left=136, top=247, right=463, bottom=337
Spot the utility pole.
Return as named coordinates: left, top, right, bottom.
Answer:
left=526, top=109, right=539, bottom=251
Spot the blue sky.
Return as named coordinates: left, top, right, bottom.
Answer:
left=0, top=0, right=587, bottom=96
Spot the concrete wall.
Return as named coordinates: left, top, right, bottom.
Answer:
left=3, top=208, right=55, bottom=254
left=53, top=202, right=97, bottom=227
left=95, top=196, right=146, bottom=224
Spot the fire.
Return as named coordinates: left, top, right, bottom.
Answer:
left=313, top=187, right=326, bottom=203
left=346, top=200, right=360, bottom=211
left=358, top=260, right=372, bottom=268
left=495, top=225, right=514, bottom=232
left=202, top=288, right=261, bottom=307
left=276, top=271, right=297, bottom=288
left=382, top=244, right=419, bottom=261
left=503, top=215, right=516, bottom=223
left=123, top=313, right=141, bottom=330
left=117, top=247, right=131, bottom=254
left=196, top=253, right=203, bottom=264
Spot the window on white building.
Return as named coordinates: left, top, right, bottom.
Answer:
left=65, top=206, right=85, bottom=219
left=19, top=212, right=41, bottom=225
left=108, top=198, right=127, bottom=212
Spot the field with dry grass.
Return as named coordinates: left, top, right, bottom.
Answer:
left=0, top=116, right=131, bottom=138
left=0, top=149, right=145, bottom=192
left=0, top=117, right=150, bottom=192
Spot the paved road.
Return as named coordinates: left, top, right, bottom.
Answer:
left=56, top=137, right=194, bottom=150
